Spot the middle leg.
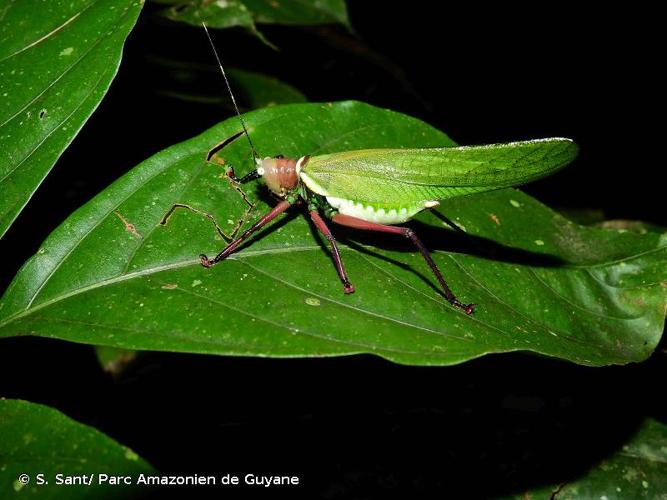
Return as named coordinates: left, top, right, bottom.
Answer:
left=309, top=210, right=355, bottom=294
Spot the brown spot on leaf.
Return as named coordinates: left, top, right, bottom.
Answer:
left=489, top=213, right=501, bottom=225
left=114, top=211, right=142, bottom=238
left=161, top=283, right=178, bottom=290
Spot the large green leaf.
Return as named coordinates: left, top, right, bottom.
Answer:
left=0, top=0, right=143, bottom=239
left=0, top=102, right=665, bottom=366
left=501, top=419, right=667, bottom=499
left=0, top=399, right=154, bottom=499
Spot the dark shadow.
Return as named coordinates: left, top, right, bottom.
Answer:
left=430, top=210, right=469, bottom=236
left=2, top=337, right=665, bottom=500
left=342, top=238, right=442, bottom=297
left=232, top=193, right=566, bottom=270
left=413, top=216, right=565, bottom=267
left=330, top=216, right=564, bottom=267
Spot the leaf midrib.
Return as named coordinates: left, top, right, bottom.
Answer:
left=0, top=0, right=130, bottom=129
left=1, top=247, right=318, bottom=329
left=0, top=1, right=94, bottom=63
left=1, top=247, right=480, bottom=356
left=1, top=236, right=657, bottom=345
left=1, top=245, right=472, bottom=344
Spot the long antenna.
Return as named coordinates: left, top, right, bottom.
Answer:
left=202, top=22, right=260, bottom=164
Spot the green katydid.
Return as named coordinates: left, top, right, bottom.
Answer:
left=165, top=25, right=579, bottom=315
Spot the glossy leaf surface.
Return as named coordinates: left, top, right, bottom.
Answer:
left=0, top=102, right=665, bottom=366
left=0, top=0, right=143, bottom=238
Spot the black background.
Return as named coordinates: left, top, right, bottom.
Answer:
left=1, top=2, right=664, bottom=498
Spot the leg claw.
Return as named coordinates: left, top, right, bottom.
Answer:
left=451, top=300, right=476, bottom=315
left=200, top=254, right=212, bottom=268
left=461, top=303, right=476, bottom=315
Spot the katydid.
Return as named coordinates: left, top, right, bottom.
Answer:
left=165, top=24, right=579, bottom=315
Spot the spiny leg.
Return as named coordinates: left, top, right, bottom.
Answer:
left=206, top=145, right=259, bottom=236
left=200, top=200, right=292, bottom=267
left=223, top=176, right=257, bottom=239
left=216, top=160, right=270, bottom=237
left=309, top=210, right=354, bottom=294
left=331, top=214, right=475, bottom=314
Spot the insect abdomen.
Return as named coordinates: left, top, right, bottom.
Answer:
left=326, top=196, right=438, bottom=224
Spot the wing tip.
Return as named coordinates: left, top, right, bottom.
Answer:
left=513, top=137, right=579, bottom=166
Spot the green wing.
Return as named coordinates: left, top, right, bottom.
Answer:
left=300, top=138, right=578, bottom=204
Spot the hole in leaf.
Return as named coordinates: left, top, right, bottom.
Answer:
left=206, top=130, right=245, bottom=162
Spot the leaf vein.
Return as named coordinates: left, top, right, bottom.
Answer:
left=238, top=258, right=473, bottom=343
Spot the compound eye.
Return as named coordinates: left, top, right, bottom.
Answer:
left=274, top=154, right=285, bottom=159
